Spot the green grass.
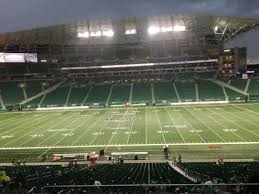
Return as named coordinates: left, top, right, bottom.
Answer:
left=1, top=103, right=259, bottom=162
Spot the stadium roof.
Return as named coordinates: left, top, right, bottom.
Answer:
left=0, top=15, right=259, bottom=47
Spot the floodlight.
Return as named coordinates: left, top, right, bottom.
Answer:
left=148, top=26, right=160, bottom=35
left=214, top=26, right=219, bottom=32
left=103, top=30, right=114, bottom=37
left=173, top=25, right=186, bottom=32
left=77, top=32, right=89, bottom=38
left=161, top=26, right=173, bottom=32
left=90, top=31, right=102, bottom=37
left=125, top=29, right=136, bottom=35
left=224, top=49, right=231, bottom=52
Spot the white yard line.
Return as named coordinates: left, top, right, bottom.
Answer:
left=228, top=105, right=259, bottom=123
left=206, top=107, right=256, bottom=141
left=126, top=108, right=137, bottom=144
left=33, top=113, right=81, bottom=146
left=164, top=107, right=186, bottom=143
left=88, top=109, right=121, bottom=146
left=0, top=114, right=28, bottom=124
left=104, top=109, right=129, bottom=151
left=232, top=104, right=259, bottom=116
left=220, top=109, right=259, bottom=139
left=185, top=107, right=226, bottom=142
left=145, top=108, right=148, bottom=144
left=154, top=107, right=166, bottom=144
left=71, top=111, right=108, bottom=145
left=0, top=141, right=259, bottom=150
left=177, top=107, right=206, bottom=143
left=0, top=113, right=50, bottom=137
left=2, top=114, right=53, bottom=147
left=50, top=114, right=93, bottom=146
left=205, top=109, right=247, bottom=142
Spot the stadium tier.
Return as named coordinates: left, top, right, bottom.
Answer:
left=0, top=81, right=24, bottom=106
left=248, top=79, right=259, bottom=95
left=109, top=84, right=131, bottom=105
left=154, top=82, right=178, bottom=103
left=230, top=78, right=248, bottom=91
left=41, top=86, right=70, bottom=107
left=198, top=80, right=225, bottom=101
left=132, top=83, right=152, bottom=104
left=85, top=84, right=111, bottom=105
left=175, top=81, right=196, bottom=102
left=68, top=85, right=91, bottom=106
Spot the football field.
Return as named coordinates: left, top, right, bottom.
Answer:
left=1, top=103, right=259, bottom=162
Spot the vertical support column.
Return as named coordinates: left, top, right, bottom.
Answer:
left=129, top=83, right=133, bottom=104
left=195, top=83, right=199, bottom=102
left=106, top=85, right=114, bottom=106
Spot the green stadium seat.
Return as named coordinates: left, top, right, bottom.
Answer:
left=109, top=84, right=130, bottom=105
left=175, top=81, right=196, bottom=102
left=154, top=82, right=178, bottom=103
left=198, top=80, right=225, bottom=101
left=85, top=84, right=111, bottom=105
left=0, top=81, right=24, bottom=105
left=132, top=83, right=152, bottom=104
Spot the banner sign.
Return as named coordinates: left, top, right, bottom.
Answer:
left=0, top=53, right=37, bottom=63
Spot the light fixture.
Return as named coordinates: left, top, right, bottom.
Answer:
left=160, top=26, right=173, bottom=32
left=214, top=26, right=219, bottom=32
left=103, top=29, right=114, bottom=37
left=148, top=26, right=160, bottom=35
left=125, top=29, right=136, bottom=35
left=90, top=31, right=102, bottom=37
left=173, top=25, right=186, bottom=32
left=77, top=32, right=89, bottom=38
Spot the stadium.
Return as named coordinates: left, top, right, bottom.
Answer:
left=0, top=14, right=259, bottom=193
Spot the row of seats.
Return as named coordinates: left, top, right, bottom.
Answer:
left=0, top=163, right=191, bottom=193
left=179, top=162, right=259, bottom=183
left=1, top=79, right=258, bottom=108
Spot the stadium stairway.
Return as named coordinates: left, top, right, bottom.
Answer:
left=211, top=79, right=248, bottom=96
left=169, top=162, right=197, bottom=183
left=20, top=79, right=67, bottom=107
left=195, top=83, right=199, bottom=101
left=64, top=86, right=72, bottom=106
left=173, top=82, right=181, bottom=102
left=129, top=83, right=133, bottom=104
left=245, top=79, right=251, bottom=93
left=109, top=84, right=131, bottom=105
left=81, top=85, right=93, bottom=105
left=0, top=94, right=5, bottom=109
left=106, top=85, right=114, bottom=106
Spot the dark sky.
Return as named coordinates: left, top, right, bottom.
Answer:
left=0, top=0, right=259, bottom=61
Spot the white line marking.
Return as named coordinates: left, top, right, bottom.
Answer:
left=177, top=107, right=206, bottom=143
left=185, top=107, right=226, bottom=142
left=164, top=107, right=186, bottom=143
left=0, top=141, right=259, bottom=150
left=154, top=107, right=166, bottom=144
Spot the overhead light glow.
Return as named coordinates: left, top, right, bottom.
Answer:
left=224, top=49, right=231, bottom=52
left=173, top=25, right=186, bottom=32
left=103, top=30, right=114, bottom=37
left=77, top=32, right=89, bottom=38
left=161, top=26, right=173, bottom=32
left=125, top=29, right=136, bottom=35
left=90, top=31, right=102, bottom=37
left=214, top=26, right=219, bottom=32
left=148, top=26, right=160, bottom=35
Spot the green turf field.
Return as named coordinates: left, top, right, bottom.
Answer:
left=1, top=103, right=259, bottom=162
